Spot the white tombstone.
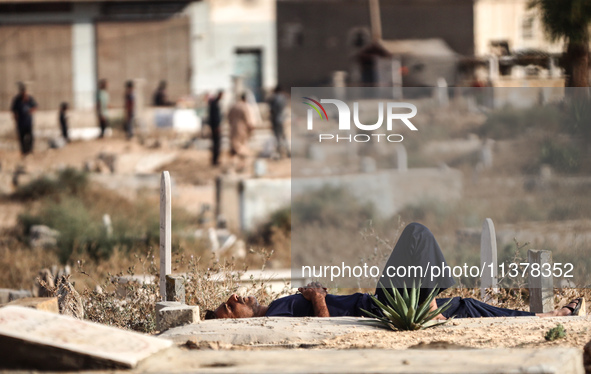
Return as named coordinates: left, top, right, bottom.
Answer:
left=480, top=139, right=494, bottom=169
left=396, top=144, right=407, bottom=172
left=435, top=78, right=449, bottom=107
left=308, top=144, right=326, bottom=161
left=102, top=214, right=113, bottom=238
left=254, top=159, right=267, bottom=178
left=480, top=218, right=498, bottom=300
left=360, top=157, right=377, bottom=173
left=160, top=171, right=171, bottom=301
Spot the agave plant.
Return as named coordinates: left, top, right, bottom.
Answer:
left=361, top=281, right=453, bottom=331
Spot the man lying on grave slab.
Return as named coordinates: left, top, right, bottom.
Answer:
left=205, top=223, right=585, bottom=320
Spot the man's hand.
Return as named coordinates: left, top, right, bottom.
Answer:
left=298, top=282, right=329, bottom=317
left=297, top=282, right=327, bottom=301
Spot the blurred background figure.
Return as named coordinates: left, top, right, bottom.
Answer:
left=96, top=79, right=109, bottom=139
left=153, top=80, right=174, bottom=107
left=124, top=80, right=135, bottom=139
left=208, top=90, right=224, bottom=166
left=59, top=102, right=69, bottom=143
left=11, top=82, right=37, bottom=157
left=268, top=85, right=290, bottom=159
left=228, top=93, right=254, bottom=172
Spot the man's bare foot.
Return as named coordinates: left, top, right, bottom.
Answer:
left=555, top=298, right=585, bottom=317
left=536, top=298, right=585, bottom=317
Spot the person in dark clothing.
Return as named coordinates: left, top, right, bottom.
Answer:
left=96, top=79, right=109, bottom=139
left=59, top=102, right=69, bottom=142
left=268, top=85, right=290, bottom=158
left=11, top=82, right=37, bottom=156
left=208, top=91, right=224, bottom=166
left=124, top=80, right=135, bottom=139
left=205, top=223, right=584, bottom=320
left=153, top=80, right=173, bottom=107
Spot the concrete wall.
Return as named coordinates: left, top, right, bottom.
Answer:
left=0, top=1, right=194, bottom=110
left=187, top=0, right=277, bottom=96
left=219, top=167, right=463, bottom=232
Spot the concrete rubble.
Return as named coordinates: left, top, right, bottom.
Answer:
left=0, top=288, right=32, bottom=304
left=0, top=306, right=172, bottom=370
left=156, top=301, right=200, bottom=332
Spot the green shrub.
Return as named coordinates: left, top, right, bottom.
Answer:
left=504, top=200, right=545, bottom=223
left=544, top=323, right=566, bottom=341
left=540, top=140, right=581, bottom=173
left=563, top=96, right=591, bottom=140
left=252, top=207, right=291, bottom=245
left=361, top=281, right=452, bottom=331
left=292, top=186, right=375, bottom=229
left=479, top=105, right=562, bottom=139
left=13, top=168, right=88, bottom=201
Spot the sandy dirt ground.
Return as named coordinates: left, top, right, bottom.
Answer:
left=320, top=316, right=591, bottom=351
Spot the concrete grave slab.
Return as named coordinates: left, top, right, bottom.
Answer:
left=159, top=316, right=380, bottom=345
left=159, top=315, right=590, bottom=347
left=0, top=306, right=172, bottom=370
left=134, top=347, right=583, bottom=374
left=7, top=297, right=59, bottom=314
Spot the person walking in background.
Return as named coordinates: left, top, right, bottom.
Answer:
left=11, top=82, right=37, bottom=156
left=96, top=79, right=109, bottom=138
left=153, top=80, right=173, bottom=107
left=59, top=102, right=69, bottom=143
left=208, top=90, right=224, bottom=166
left=124, top=80, right=135, bottom=139
left=268, top=85, right=290, bottom=158
left=228, top=93, right=254, bottom=172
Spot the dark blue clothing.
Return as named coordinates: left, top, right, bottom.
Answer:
left=208, top=97, right=222, bottom=130
left=11, top=94, right=37, bottom=131
left=265, top=293, right=380, bottom=317
left=265, top=293, right=534, bottom=319
left=11, top=94, right=37, bottom=155
left=266, top=223, right=536, bottom=319
left=376, top=222, right=455, bottom=305
left=437, top=297, right=535, bottom=318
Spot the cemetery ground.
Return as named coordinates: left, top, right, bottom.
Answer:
left=0, top=100, right=591, bottom=372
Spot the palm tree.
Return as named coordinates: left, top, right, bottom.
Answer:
left=529, top=0, right=591, bottom=87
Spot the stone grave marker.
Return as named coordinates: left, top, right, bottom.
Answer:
left=160, top=171, right=171, bottom=301
left=0, top=306, right=172, bottom=370
left=528, top=249, right=554, bottom=313
left=396, top=144, right=407, bottom=172
left=480, top=218, right=498, bottom=300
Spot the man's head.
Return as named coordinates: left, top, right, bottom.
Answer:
left=205, top=294, right=266, bottom=319
left=17, top=82, right=26, bottom=95
left=99, top=79, right=107, bottom=90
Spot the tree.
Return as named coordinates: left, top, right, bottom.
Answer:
left=529, top=0, right=591, bottom=87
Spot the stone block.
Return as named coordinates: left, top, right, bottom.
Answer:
left=7, top=297, right=59, bottom=314
left=0, top=289, right=10, bottom=305
left=165, top=275, right=185, bottom=304
left=7, top=290, right=32, bottom=303
left=29, top=225, right=59, bottom=249
left=156, top=302, right=199, bottom=332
